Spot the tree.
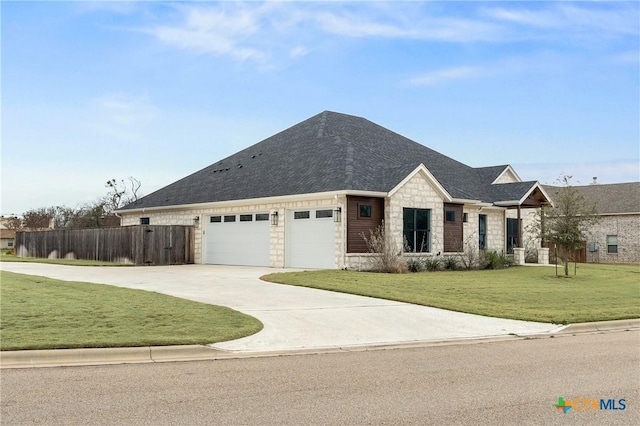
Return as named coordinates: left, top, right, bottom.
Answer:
left=105, top=177, right=141, bottom=211
left=529, top=176, right=599, bottom=276
left=22, top=207, right=56, bottom=230
left=2, top=216, right=24, bottom=231
left=17, top=177, right=142, bottom=230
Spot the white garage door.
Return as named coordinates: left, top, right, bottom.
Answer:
left=205, top=213, right=270, bottom=266
left=286, top=208, right=336, bottom=269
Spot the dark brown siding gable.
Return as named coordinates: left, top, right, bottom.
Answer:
left=347, top=196, right=385, bottom=253
left=444, top=203, right=463, bottom=252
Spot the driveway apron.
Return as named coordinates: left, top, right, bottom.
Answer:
left=0, top=263, right=563, bottom=352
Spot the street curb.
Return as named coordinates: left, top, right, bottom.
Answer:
left=556, top=318, right=640, bottom=334
left=0, top=345, right=227, bottom=369
left=2, top=319, right=638, bottom=369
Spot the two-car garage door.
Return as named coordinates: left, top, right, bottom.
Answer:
left=204, top=208, right=336, bottom=268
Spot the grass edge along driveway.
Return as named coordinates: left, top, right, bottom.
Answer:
left=262, top=264, right=640, bottom=324
left=0, top=271, right=263, bottom=351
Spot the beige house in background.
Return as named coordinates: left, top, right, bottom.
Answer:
left=0, top=217, right=16, bottom=250
left=545, top=182, right=639, bottom=264
left=116, top=111, right=552, bottom=269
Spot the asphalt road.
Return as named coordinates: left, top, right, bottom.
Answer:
left=2, top=331, right=638, bottom=425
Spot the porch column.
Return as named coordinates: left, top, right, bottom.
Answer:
left=517, top=205, right=522, bottom=248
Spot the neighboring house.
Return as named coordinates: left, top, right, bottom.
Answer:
left=0, top=216, right=17, bottom=250
left=116, top=111, right=552, bottom=269
left=542, top=182, right=640, bottom=264
left=0, top=229, right=16, bottom=250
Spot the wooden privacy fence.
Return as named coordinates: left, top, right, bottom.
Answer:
left=16, top=226, right=195, bottom=265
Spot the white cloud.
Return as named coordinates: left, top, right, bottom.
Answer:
left=289, top=46, right=308, bottom=58
left=483, top=3, right=639, bottom=37
left=409, top=66, right=485, bottom=86
left=148, top=5, right=267, bottom=62
left=313, top=8, right=503, bottom=42
left=138, top=2, right=637, bottom=67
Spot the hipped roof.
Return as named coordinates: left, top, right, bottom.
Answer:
left=120, top=111, right=544, bottom=211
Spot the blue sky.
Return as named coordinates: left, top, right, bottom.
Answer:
left=2, top=1, right=639, bottom=216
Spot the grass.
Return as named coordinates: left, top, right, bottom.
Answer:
left=262, top=263, right=640, bottom=324
left=0, top=254, right=133, bottom=266
left=0, top=271, right=263, bottom=351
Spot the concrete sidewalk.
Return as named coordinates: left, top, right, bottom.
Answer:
left=2, top=262, right=606, bottom=367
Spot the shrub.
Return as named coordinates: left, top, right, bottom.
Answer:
left=423, top=256, right=442, bottom=272
left=406, top=257, right=423, bottom=273
left=443, top=256, right=458, bottom=271
left=361, top=222, right=407, bottom=273
left=480, top=250, right=512, bottom=270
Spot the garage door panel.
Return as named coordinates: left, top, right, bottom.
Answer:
left=286, top=209, right=335, bottom=269
left=205, top=215, right=270, bottom=266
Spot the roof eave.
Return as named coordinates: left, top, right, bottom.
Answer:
left=115, top=190, right=389, bottom=214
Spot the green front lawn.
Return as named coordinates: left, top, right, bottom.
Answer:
left=0, top=271, right=263, bottom=351
left=263, top=264, right=640, bottom=324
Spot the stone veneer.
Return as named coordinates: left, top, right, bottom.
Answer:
left=387, top=172, right=445, bottom=254
left=120, top=195, right=345, bottom=268
left=120, top=172, right=557, bottom=269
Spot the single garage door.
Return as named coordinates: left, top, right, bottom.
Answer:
left=286, top=208, right=336, bottom=269
left=205, top=213, right=270, bottom=266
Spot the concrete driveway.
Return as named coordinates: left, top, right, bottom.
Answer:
left=0, top=263, right=564, bottom=352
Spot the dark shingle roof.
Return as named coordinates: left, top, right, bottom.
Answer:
left=120, top=111, right=540, bottom=210
left=543, top=183, right=640, bottom=214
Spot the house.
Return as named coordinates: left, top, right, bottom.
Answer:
left=0, top=216, right=17, bottom=250
left=542, top=182, right=640, bottom=263
left=116, top=111, right=552, bottom=269
left=0, top=229, right=16, bottom=250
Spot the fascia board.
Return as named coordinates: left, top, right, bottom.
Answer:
left=492, top=165, right=523, bottom=184
left=387, top=164, right=452, bottom=202
left=535, top=183, right=555, bottom=208
left=451, top=198, right=484, bottom=205
left=517, top=182, right=554, bottom=207
left=493, top=200, right=520, bottom=207
left=114, top=190, right=388, bottom=214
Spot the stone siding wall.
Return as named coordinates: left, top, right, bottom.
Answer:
left=387, top=173, right=444, bottom=254
left=120, top=195, right=343, bottom=267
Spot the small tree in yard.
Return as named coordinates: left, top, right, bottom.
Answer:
left=361, top=221, right=407, bottom=273
left=529, top=176, right=599, bottom=277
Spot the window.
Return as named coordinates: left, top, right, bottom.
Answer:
left=224, top=215, right=236, bottom=222
left=294, top=211, right=310, bottom=219
left=478, top=214, right=487, bottom=250
left=210, top=216, right=222, bottom=223
left=607, top=235, right=618, bottom=254
left=403, top=208, right=430, bottom=252
left=7, top=240, right=13, bottom=247
left=255, top=213, right=269, bottom=221
left=445, top=210, right=456, bottom=222
left=240, top=214, right=253, bottom=222
left=316, top=209, right=333, bottom=219
left=140, top=217, right=150, bottom=225
left=359, top=204, right=372, bottom=218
